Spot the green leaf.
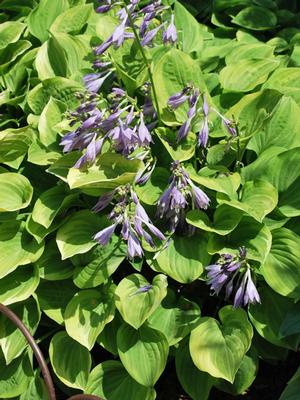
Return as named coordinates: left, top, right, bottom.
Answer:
left=85, top=361, right=156, bottom=400
left=153, top=48, right=207, bottom=125
left=64, top=285, right=115, bottom=350
left=0, top=352, right=33, bottom=398
left=174, top=2, right=204, bottom=53
left=73, top=237, right=127, bottom=289
left=28, top=0, right=69, bottom=42
left=220, top=58, right=279, bottom=92
left=242, top=147, right=300, bottom=217
left=0, top=297, right=40, bottom=364
left=35, top=240, right=75, bottom=281
left=279, top=367, right=300, bottom=400
left=217, top=180, right=278, bottom=222
left=225, top=43, right=274, bottom=64
left=186, top=204, right=243, bottom=235
left=0, top=21, right=25, bottom=49
left=0, top=173, right=33, bottom=212
left=0, top=264, right=39, bottom=306
left=67, top=153, right=142, bottom=195
left=50, top=4, right=92, bottom=34
left=115, top=274, right=168, bottom=329
left=0, top=40, right=32, bottom=75
left=186, top=166, right=241, bottom=197
left=38, top=97, right=64, bottom=146
left=0, top=221, right=44, bottom=279
left=155, top=127, right=196, bottom=161
left=151, top=235, right=210, bottom=283
left=56, top=210, right=106, bottom=260
left=261, top=228, right=300, bottom=300
left=232, top=6, right=277, bottom=31
left=248, top=285, right=300, bottom=350
left=19, top=374, right=48, bottom=400
left=0, top=126, right=34, bottom=169
left=36, top=280, right=78, bottom=325
left=214, top=351, right=258, bottom=395
left=148, top=289, right=201, bottom=345
left=27, top=77, right=82, bottom=115
left=31, top=185, right=76, bottom=229
left=280, top=302, right=300, bottom=338
left=117, top=323, right=169, bottom=387
left=49, top=331, right=91, bottom=390
left=248, top=96, right=300, bottom=155
left=208, top=216, right=272, bottom=264
left=189, top=306, right=253, bottom=383
left=97, top=312, right=122, bottom=355
left=175, top=338, right=213, bottom=400
left=135, top=167, right=169, bottom=205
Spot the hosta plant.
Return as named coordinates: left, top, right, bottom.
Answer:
left=1, top=0, right=300, bottom=399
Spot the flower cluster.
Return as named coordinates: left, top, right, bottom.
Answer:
left=60, top=88, right=155, bottom=167
left=93, top=184, right=166, bottom=258
left=157, top=161, right=210, bottom=233
left=206, top=247, right=260, bottom=307
left=168, top=87, right=237, bottom=146
left=95, top=0, right=177, bottom=56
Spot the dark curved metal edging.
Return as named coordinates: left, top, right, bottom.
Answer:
left=0, top=304, right=103, bottom=400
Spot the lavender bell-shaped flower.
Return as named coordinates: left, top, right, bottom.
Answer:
left=163, top=14, right=177, bottom=44
left=177, top=89, right=200, bottom=142
left=141, top=24, right=164, bottom=46
left=206, top=248, right=260, bottom=308
left=157, top=161, right=209, bottom=232
left=83, top=71, right=112, bottom=93
left=137, top=113, right=152, bottom=146
left=198, top=95, right=209, bottom=148
left=168, top=87, right=190, bottom=109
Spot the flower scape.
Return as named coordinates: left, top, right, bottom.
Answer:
left=1, top=0, right=300, bottom=399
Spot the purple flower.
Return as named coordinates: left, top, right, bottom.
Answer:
left=96, top=0, right=112, bottom=13
left=92, top=191, right=115, bottom=213
left=198, top=118, right=209, bottom=148
left=137, top=113, right=152, bottom=146
left=177, top=119, right=191, bottom=142
left=135, top=160, right=156, bottom=185
left=129, top=285, right=153, bottom=297
left=213, top=108, right=237, bottom=137
left=74, top=135, right=104, bottom=168
left=93, top=185, right=165, bottom=258
left=94, top=37, right=113, bottom=55
left=112, top=87, right=126, bottom=97
left=141, top=24, right=163, bottom=46
left=234, top=268, right=260, bottom=307
left=163, top=14, right=177, bottom=44
left=189, top=181, right=210, bottom=209
left=206, top=249, right=260, bottom=308
left=202, top=95, right=209, bottom=117
left=176, top=89, right=200, bottom=142
left=168, top=87, right=189, bottom=109
left=96, top=4, right=112, bottom=13
left=157, top=161, right=209, bottom=232
left=127, top=230, right=144, bottom=258
left=94, top=223, right=116, bottom=245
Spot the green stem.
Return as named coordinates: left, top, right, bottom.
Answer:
left=124, top=4, right=161, bottom=122
left=233, top=116, right=241, bottom=174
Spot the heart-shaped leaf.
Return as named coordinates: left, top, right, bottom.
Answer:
left=151, top=235, right=210, bottom=283
left=64, top=284, right=115, bottom=350
left=117, top=323, right=169, bottom=387
left=189, top=306, right=253, bottom=383
left=148, top=289, right=201, bottom=345
left=115, top=273, right=168, bottom=329
left=0, top=173, right=33, bottom=212
left=85, top=360, right=156, bottom=400
left=49, top=331, right=91, bottom=390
